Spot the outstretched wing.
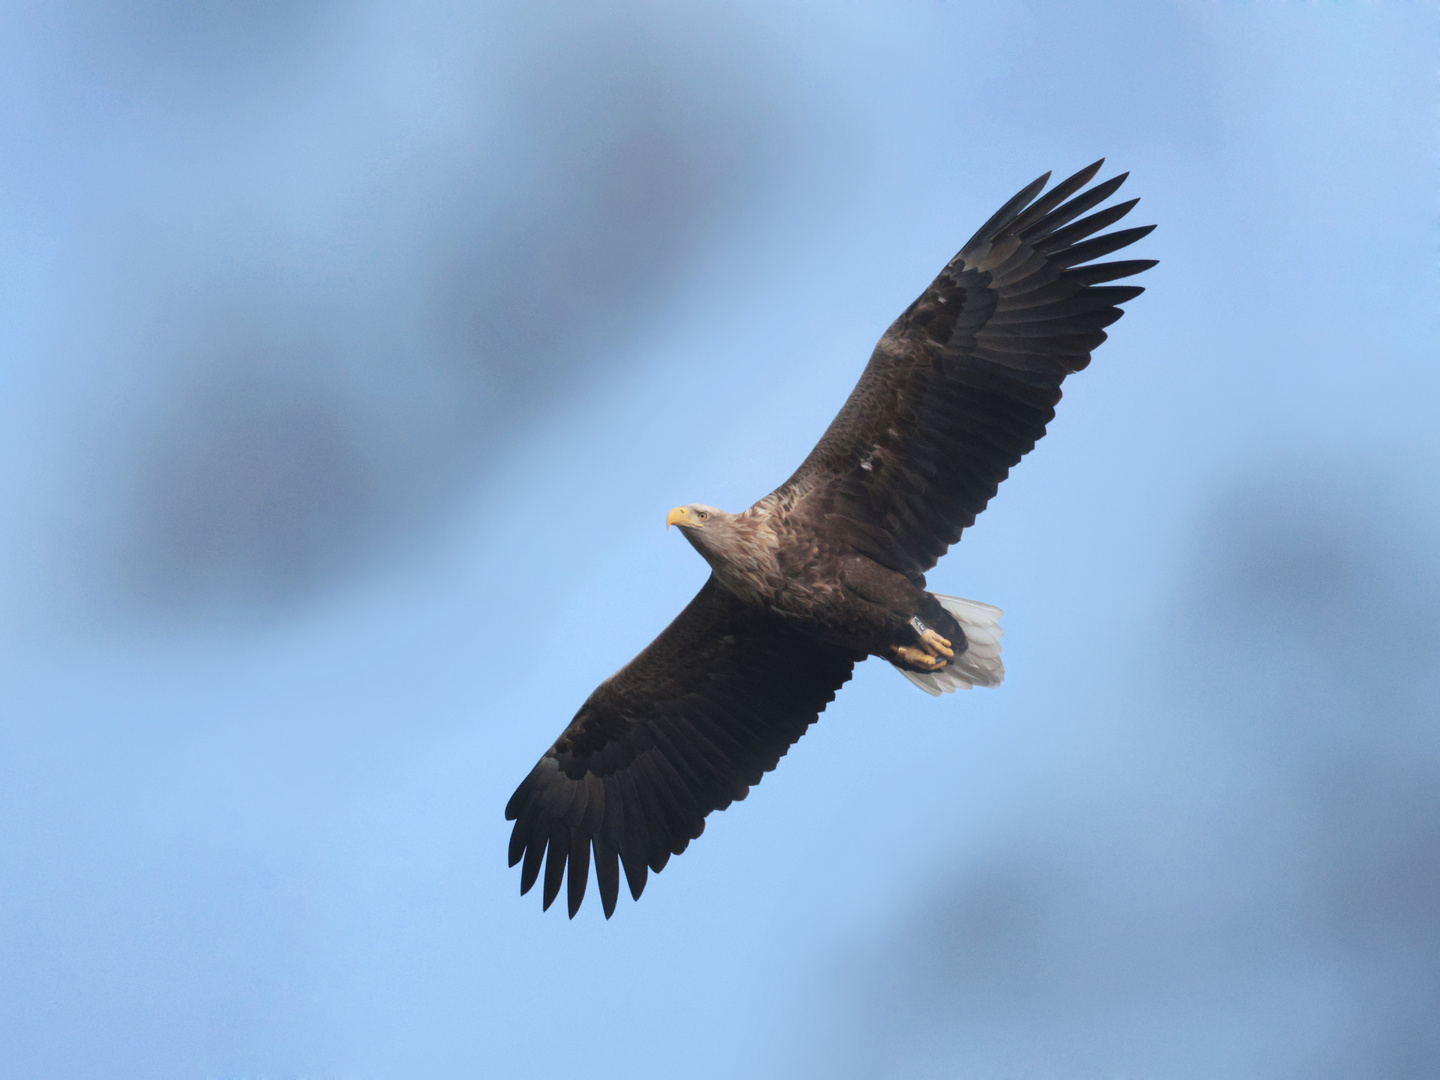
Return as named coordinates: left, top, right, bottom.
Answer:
left=505, top=577, right=858, bottom=918
left=781, top=161, right=1156, bottom=576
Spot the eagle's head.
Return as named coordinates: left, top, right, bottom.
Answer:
left=666, top=503, right=742, bottom=558
left=666, top=504, right=777, bottom=600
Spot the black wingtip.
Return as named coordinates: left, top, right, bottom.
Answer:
left=1009, top=160, right=1108, bottom=239
left=1063, top=159, right=1106, bottom=192
left=507, top=816, right=529, bottom=868
left=624, top=856, right=648, bottom=901
left=1061, top=261, right=1156, bottom=287
left=519, top=832, right=544, bottom=895
left=595, top=842, right=621, bottom=919
left=541, top=832, right=567, bottom=911
left=966, top=170, right=1052, bottom=249
left=566, top=830, right=590, bottom=918
left=1053, top=223, right=1156, bottom=270
left=1019, top=172, right=1130, bottom=243
left=1032, top=198, right=1142, bottom=256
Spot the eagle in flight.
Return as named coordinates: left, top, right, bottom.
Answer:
left=506, top=161, right=1155, bottom=917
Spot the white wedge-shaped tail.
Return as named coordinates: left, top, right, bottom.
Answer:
left=894, top=594, right=1005, bottom=696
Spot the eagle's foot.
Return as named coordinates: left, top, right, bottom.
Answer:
left=918, top=628, right=954, bottom=659
left=892, top=644, right=947, bottom=671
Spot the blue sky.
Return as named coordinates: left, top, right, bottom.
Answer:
left=0, top=3, right=1435, bottom=1077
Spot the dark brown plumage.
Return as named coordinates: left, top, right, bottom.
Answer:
left=506, top=161, right=1156, bottom=917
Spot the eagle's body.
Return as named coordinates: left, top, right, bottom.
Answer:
left=507, top=162, right=1156, bottom=917
left=674, top=497, right=965, bottom=670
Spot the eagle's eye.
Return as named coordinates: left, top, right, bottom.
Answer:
left=697, top=510, right=709, bottom=520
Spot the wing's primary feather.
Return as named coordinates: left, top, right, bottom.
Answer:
left=505, top=577, right=858, bottom=917
left=781, top=161, right=1156, bottom=576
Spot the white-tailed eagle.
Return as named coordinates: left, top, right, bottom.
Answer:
left=506, top=161, right=1155, bottom=917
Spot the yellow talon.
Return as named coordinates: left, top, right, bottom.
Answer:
left=893, top=645, right=948, bottom=671
left=919, top=629, right=954, bottom=658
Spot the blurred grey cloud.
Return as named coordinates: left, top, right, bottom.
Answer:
left=429, top=17, right=770, bottom=404
left=125, top=350, right=372, bottom=609
left=805, top=464, right=1440, bottom=1079
left=65, top=0, right=334, bottom=99
left=14, top=3, right=783, bottom=619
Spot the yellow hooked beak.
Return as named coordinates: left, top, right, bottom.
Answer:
left=666, top=506, right=690, bottom=529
